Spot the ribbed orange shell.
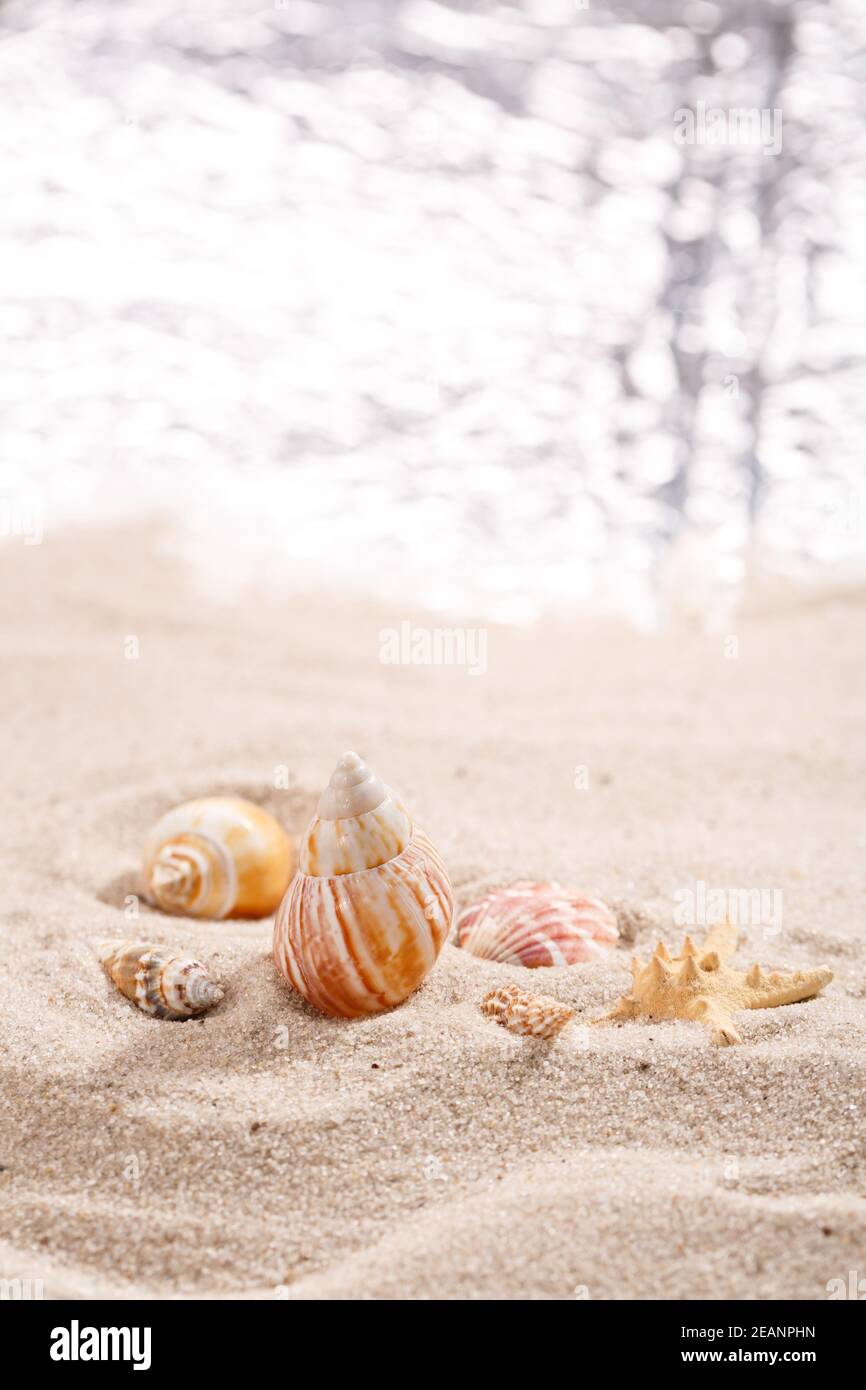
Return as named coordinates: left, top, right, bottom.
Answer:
left=273, top=828, right=453, bottom=1018
left=143, top=797, right=294, bottom=919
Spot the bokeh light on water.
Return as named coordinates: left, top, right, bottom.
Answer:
left=1, top=0, right=865, bottom=622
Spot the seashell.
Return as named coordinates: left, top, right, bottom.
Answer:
left=142, top=797, right=294, bottom=919
left=481, top=983, right=574, bottom=1040
left=458, top=881, right=618, bottom=966
left=272, top=752, right=453, bottom=1018
left=98, top=939, right=224, bottom=1020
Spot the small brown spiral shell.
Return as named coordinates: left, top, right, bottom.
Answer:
left=481, top=983, right=574, bottom=1039
left=98, top=940, right=224, bottom=1020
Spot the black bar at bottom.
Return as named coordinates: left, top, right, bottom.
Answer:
left=6, top=1297, right=860, bottom=1374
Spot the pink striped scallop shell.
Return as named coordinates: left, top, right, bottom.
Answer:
left=457, top=881, right=618, bottom=966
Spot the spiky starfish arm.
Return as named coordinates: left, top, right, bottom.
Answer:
left=685, top=997, right=742, bottom=1046
left=701, top=918, right=738, bottom=961
left=742, top=964, right=834, bottom=1010
left=591, top=952, right=651, bottom=1025
left=591, top=924, right=833, bottom=1046
left=592, top=994, right=638, bottom=1025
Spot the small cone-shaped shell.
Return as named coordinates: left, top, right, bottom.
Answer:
left=143, top=797, right=294, bottom=919
left=457, top=882, right=618, bottom=966
left=481, top=983, right=574, bottom=1040
left=98, top=940, right=224, bottom=1020
left=273, top=754, right=453, bottom=1018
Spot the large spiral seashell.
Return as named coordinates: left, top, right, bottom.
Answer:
left=272, top=752, right=453, bottom=1018
left=458, top=881, right=618, bottom=966
left=142, top=797, right=294, bottom=919
left=98, top=940, right=224, bottom=1019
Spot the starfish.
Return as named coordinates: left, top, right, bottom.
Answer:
left=593, top=920, right=833, bottom=1046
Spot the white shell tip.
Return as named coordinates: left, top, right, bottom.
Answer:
left=195, top=980, right=225, bottom=1009
left=317, top=752, right=387, bottom=820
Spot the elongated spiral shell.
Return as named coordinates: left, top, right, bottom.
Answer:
left=458, top=881, right=618, bottom=966
left=98, top=939, right=224, bottom=1019
left=481, top=982, right=574, bottom=1039
left=273, top=752, right=453, bottom=1018
left=142, top=797, right=294, bottom=919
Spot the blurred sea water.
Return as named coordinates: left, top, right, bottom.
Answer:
left=1, top=0, right=865, bottom=624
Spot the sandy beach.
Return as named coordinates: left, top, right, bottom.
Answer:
left=0, top=521, right=864, bottom=1300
